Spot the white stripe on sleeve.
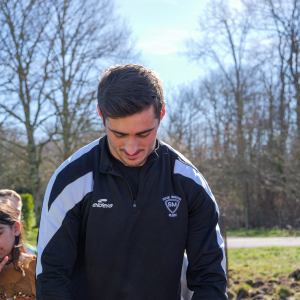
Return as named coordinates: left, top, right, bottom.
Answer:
left=174, top=159, right=226, bottom=274
left=36, top=139, right=99, bottom=277
left=36, top=172, right=94, bottom=276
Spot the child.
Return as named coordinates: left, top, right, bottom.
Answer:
left=0, top=199, right=36, bottom=299
left=0, top=189, right=37, bottom=255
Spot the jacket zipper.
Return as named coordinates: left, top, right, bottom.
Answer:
left=132, top=158, right=156, bottom=213
left=100, top=157, right=156, bottom=214
left=110, top=171, right=136, bottom=211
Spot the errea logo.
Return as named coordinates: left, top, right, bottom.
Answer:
left=92, top=199, right=113, bottom=208
left=162, top=196, right=181, bottom=217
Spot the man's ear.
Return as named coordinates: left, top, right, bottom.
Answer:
left=97, top=104, right=103, bottom=119
left=13, top=222, right=21, bottom=237
left=160, top=102, right=166, bottom=121
left=97, top=104, right=106, bottom=126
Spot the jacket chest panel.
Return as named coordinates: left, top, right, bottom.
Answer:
left=87, top=172, right=188, bottom=234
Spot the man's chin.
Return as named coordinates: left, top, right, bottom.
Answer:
left=121, top=156, right=147, bottom=167
left=124, top=160, right=145, bottom=167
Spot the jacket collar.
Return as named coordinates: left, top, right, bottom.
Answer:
left=99, top=135, right=160, bottom=173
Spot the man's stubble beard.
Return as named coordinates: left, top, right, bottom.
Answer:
left=107, top=136, right=156, bottom=167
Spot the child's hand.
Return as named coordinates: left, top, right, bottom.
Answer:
left=0, top=256, right=8, bottom=272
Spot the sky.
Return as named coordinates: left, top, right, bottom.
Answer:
left=114, top=0, right=210, bottom=88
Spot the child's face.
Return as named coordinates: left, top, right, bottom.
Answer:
left=0, top=222, right=21, bottom=259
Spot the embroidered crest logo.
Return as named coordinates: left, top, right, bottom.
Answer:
left=162, top=196, right=181, bottom=217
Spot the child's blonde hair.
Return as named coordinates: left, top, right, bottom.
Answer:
left=0, top=189, right=22, bottom=204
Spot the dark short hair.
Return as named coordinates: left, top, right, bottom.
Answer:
left=97, top=64, right=165, bottom=124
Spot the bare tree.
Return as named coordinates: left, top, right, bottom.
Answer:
left=0, top=128, right=31, bottom=192
left=263, top=0, right=300, bottom=138
left=0, top=0, right=137, bottom=224
left=185, top=0, right=259, bottom=224
left=47, top=0, right=137, bottom=161
left=0, top=0, right=55, bottom=222
left=249, top=0, right=300, bottom=223
left=163, top=85, right=203, bottom=159
left=186, top=0, right=257, bottom=159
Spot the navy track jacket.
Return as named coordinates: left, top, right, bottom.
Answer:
left=36, top=136, right=227, bottom=300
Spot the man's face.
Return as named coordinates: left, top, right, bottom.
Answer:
left=98, top=105, right=165, bottom=167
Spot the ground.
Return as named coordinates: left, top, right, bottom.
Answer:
left=227, top=227, right=300, bottom=237
left=228, top=247, right=300, bottom=299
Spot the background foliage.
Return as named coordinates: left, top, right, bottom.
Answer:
left=20, top=193, right=35, bottom=232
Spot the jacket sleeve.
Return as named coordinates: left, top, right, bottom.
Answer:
left=175, top=160, right=227, bottom=300
left=36, top=169, right=94, bottom=300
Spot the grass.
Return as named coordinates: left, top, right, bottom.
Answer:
left=227, top=227, right=300, bottom=237
left=228, top=246, right=300, bottom=281
left=228, top=247, right=300, bottom=299
left=25, top=227, right=38, bottom=246
left=278, top=287, right=293, bottom=299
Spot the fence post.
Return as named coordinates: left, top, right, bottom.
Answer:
left=222, top=214, right=229, bottom=284
left=245, top=207, right=249, bottom=229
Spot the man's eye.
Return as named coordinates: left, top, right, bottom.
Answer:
left=114, top=133, right=124, bottom=138
left=138, top=132, right=150, bottom=138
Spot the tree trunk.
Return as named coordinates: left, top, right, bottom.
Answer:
left=27, top=127, right=42, bottom=226
left=296, top=88, right=300, bottom=140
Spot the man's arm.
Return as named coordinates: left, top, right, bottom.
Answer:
left=36, top=140, right=99, bottom=300
left=186, top=191, right=227, bottom=300
left=36, top=170, right=94, bottom=299
left=175, top=160, right=227, bottom=300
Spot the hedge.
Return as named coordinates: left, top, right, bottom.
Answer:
left=20, top=193, right=35, bottom=232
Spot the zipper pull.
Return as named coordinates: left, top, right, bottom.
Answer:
left=132, top=199, right=138, bottom=214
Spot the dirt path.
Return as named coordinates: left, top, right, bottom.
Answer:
left=227, top=236, right=300, bottom=248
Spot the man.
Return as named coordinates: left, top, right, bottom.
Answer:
left=36, top=64, right=227, bottom=299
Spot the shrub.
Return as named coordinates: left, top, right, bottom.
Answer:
left=20, top=193, right=35, bottom=232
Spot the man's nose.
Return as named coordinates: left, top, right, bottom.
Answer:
left=125, top=137, right=138, bottom=155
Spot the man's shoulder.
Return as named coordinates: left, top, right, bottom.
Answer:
left=54, top=138, right=102, bottom=175
left=159, top=140, right=212, bottom=189
left=67, top=138, right=102, bottom=164
left=47, top=138, right=102, bottom=195
left=44, top=138, right=103, bottom=212
left=159, top=140, right=196, bottom=169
